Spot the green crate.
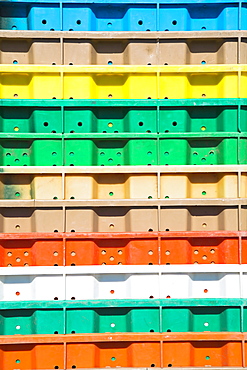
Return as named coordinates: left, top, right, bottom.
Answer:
left=159, top=105, right=240, bottom=133
left=159, top=135, right=247, bottom=165
left=64, top=135, right=158, bottom=166
left=0, top=106, right=63, bottom=133
left=162, top=307, right=240, bottom=332
left=0, top=299, right=243, bottom=335
left=0, top=133, right=245, bottom=165
left=64, top=106, right=157, bottom=134
left=0, top=136, right=63, bottom=166
left=1, top=99, right=247, bottom=134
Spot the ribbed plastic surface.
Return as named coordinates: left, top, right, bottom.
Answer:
left=0, top=298, right=246, bottom=334
left=0, top=65, right=247, bottom=99
left=1, top=99, right=247, bottom=134
left=1, top=0, right=247, bottom=32
left=0, top=265, right=246, bottom=300
left=0, top=231, right=245, bottom=265
left=0, top=30, right=244, bottom=65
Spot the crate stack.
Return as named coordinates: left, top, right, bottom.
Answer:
left=0, top=0, right=247, bottom=369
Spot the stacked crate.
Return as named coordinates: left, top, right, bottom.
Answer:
left=0, top=0, right=247, bottom=369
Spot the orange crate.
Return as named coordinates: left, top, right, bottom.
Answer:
left=0, top=333, right=244, bottom=368
left=0, top=231, right=245, bottom=266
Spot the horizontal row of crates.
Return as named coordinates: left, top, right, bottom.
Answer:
left=0, top=166, right=246, bottom=199
left=0, top=137, right=245, bottom=166
left=2, top=65, right=247, bottom=99
left=1, top=264, right=247, bottom=300
left=0, top=231, right=245, bottom=265
left=1, top=298, right=247, bottom=334
left=2, top=99, right=247, bottom=134
left=2, top=30, right=247, bottom=65
left=0, top=204, right=245, bottom=232
left=0, top=332, right=246, bottom=368
left=3, top=0, right=247, bottom=32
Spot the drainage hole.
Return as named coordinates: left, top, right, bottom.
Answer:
left=172, top=20, right=177, bottom=25
left=138, top=20, right=143, bottom=25
left=42, top=19, right=47, bottom=24
left=76, top=19, right=81, bottom=25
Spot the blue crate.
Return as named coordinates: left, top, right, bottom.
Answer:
left=0, top=0, right=243, bottom=31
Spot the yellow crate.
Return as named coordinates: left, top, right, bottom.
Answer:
left=0, top=65, right=244, bottom=99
